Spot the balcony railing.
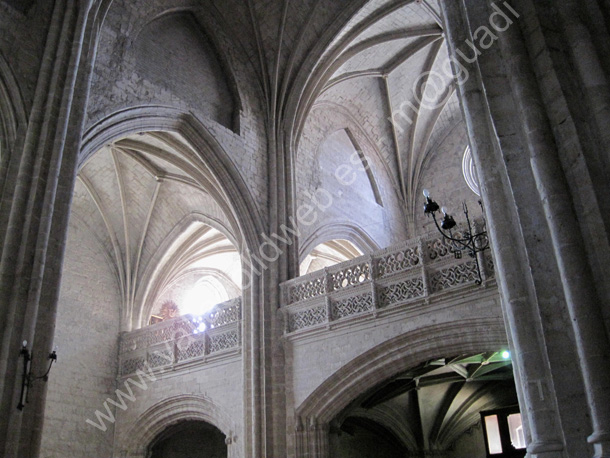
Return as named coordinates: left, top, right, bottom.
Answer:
left=118, top=297, right=241, bottom=377
left=280, top=231, right=494, bottom=334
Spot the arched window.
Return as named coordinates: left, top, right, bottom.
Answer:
left=148, top=226, right=241, bottom=325
left=462, top=145, right=481, bottom=196
left=300, top=239, right=363, bottom=275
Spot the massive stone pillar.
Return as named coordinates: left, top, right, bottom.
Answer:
left=0, top=1, right=105, bottom=456
left=494, top=3, right=610, bottom=456
left=256, top=121, right=296, bottom=457
left=440, top=1, right=610, bottom=457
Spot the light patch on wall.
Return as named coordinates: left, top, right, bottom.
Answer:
left=149, top=227, right=242, bottom=325
left=181, top=277, right=228, bottom=317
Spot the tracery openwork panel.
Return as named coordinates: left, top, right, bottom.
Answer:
left=289, top=277, right=326, bottom=303
left=176, top=335, right=206, bottom=362
left=120, top=356, right=146, bottom=377
left=120, top=316, right=196, bottom=355
left=426, top=237, right=453, bottom=261
left=329, top=262, right=371, bottom=291
left=205, top=298, right=241, bottom=328
left=147, top=348, right=173, bottom=368
left=119, top=297, right=242, bottom=376
left=209, top=329, right=240, bottom=353
left=288, top=305, right=327, bottom=332
left=378, top=277, right=425, bottom=307
left=280, top=230, right=494, bottom=336
left=376, top=246, right=420, bottom=277
left=429, top=261, right=478, bottom=292
left=332, top=293, right=373, bottom=319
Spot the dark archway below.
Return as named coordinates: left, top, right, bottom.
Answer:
left=330, top=416, right=407, bottom=458
left=329, top=352, right=521, bottom=458
left=150, top=420, right=227, bottom=458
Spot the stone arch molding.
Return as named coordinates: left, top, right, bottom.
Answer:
left=298, top=222, right=379, bottom=262
left=0, top=51, right=26, bottom=177
left=293, top=318, right=507, bottom=457
left=80, top=105, right=265, bottom=250
left=79, top=106, right=265, bottom=343
left=117, top=394, right=239, bottom=457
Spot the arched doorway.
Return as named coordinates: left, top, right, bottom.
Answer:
left=150, top=420, right=227, bottom=458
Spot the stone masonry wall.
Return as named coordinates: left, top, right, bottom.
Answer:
left=285, top=289, right=503, bottom=411
left=296, top=104, right=407, bottom=253
left=85, top=0, right=269, bottom=218
left=40, top=211, right=245, bottom=457
left=113, top=357, right=244, bottom=457
left=40, top=216, right=121, bottom=458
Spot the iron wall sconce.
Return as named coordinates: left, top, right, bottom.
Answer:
left=423, top=189, right=490, bottom=284
left=17, top=340, right=57, bottom=410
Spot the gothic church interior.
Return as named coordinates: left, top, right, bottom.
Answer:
left=0, top=0, right=609, bottom=457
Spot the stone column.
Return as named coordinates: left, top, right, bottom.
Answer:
left=520, top=0, right=610, bottom=332
left=252, top=112, right=296, bottom=457
left=552, top=0, right=610, bottom=217
left=0, top=0, right=103, bottom=456
left=496, top=2, right=610, bottom=456
left=293, top=416, right=330, bottom=458
left=439, top=1, right=565, bottom=456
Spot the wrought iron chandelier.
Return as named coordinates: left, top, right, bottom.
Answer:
left=422, top=189, right=490, bottom=284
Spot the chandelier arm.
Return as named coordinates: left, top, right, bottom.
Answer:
left=472, top=231, right=489, bottom=239
left=472, top=231, right=490, bottom=249
left=464, top=204, right=484, bottom=284
left=465, top=208, right=490, bottom=250
left=423, top=196, right=489, bottom=285
left=474, top=238, right=490, bottom=251
left=473, top=254, right=484, bottom=285
left=31, top=358, right=56, bottom=381
left=431, top=213, right=477, bottom=249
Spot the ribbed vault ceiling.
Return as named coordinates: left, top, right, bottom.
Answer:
left=73, top=132, right=241, bottom=330
left=335, top=352, right=518, bottom=453
left=93, top=0, right=465, bottom=238
left=297, top=0, right=461, bottom=230
left=82, top=0, right=470, bottom=328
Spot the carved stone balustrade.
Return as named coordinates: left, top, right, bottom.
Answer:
left=118, top=297, right=242, bottom=377
left=280, top=232, right=494, bottom=334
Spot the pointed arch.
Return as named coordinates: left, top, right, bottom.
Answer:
left=137, top=212, right=240, bottom=329
left=296, top=318, right=507, bottom=423
left=299, top=222, right=379, bottom=261
left=80, top=106, right=265, bottom=251
left=80, top=107, right=264, bottom=456
left=117, top=394, right=236, bottom=457
left=80, top=108, right=266, bottom=331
